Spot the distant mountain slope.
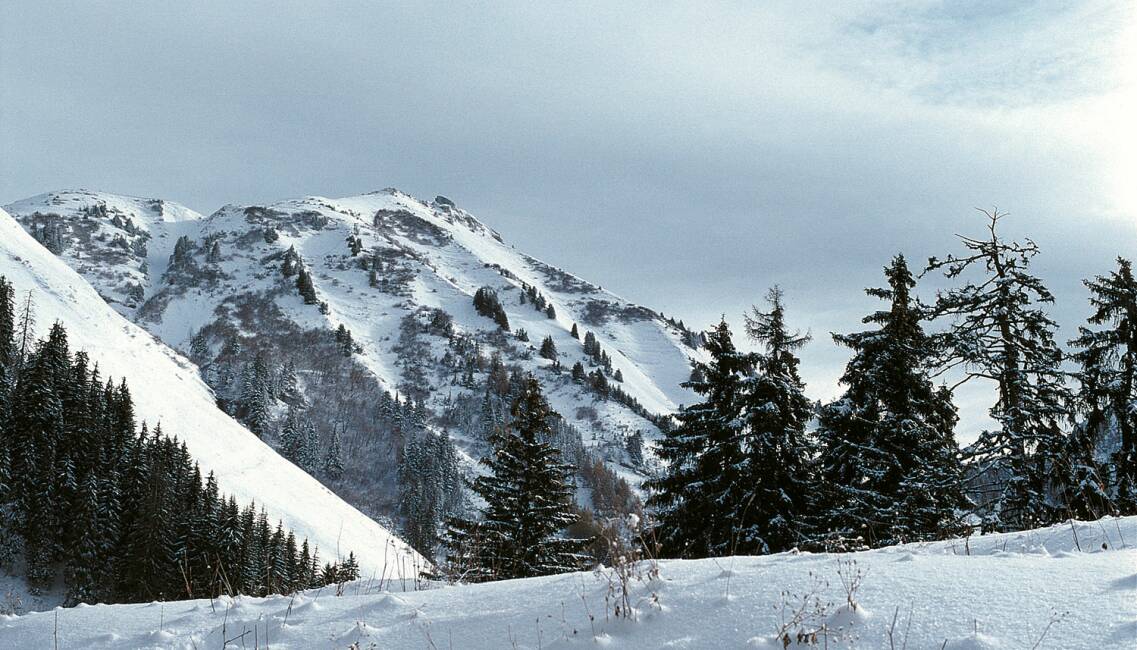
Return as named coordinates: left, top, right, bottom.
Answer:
left=5, top=190, right=203, bottom=314
left=4, top=188, right=709, bottom=534
left=0, top=207, right=422, bottom=578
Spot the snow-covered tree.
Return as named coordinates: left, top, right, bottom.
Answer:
left=473, top=286, right=510, bottom=331
left=732, top=287, right=819, bottom=553
left=240, top=353, right=273, bottom=438
left=440, top=378, right=582, bottom=580
left=1070, top=257, right=1136, bottom=514
left=645, top=319, right=752, bottom=558
left=926, top=210, right=1071, bottom=531
left=321, top=428, right=344, bottom=482
left=817, top=256, right=967, bottom=548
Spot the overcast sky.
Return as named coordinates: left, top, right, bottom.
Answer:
left=2, top=1, right=1135, bottom=439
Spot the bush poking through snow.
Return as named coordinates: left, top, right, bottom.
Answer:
left=594, top=514, right=661, bottom=622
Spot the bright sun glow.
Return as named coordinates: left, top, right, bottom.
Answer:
left=1105, top=8, right=1137, bottom=220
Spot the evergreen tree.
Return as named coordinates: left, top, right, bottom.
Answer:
left=441, top=378, right=582, bottom=580
left=736, top=287, right=817, bottom=553
left=473, top=286, right=510, bottom=330
left=189, top=330, right=210, bottom=365
left=582, top=331, right=600, bottom=358
left=570, top=323, right=579, bottom=339
left=65, top=470, right=102, bottom=604
left=12, top=328, right=68, bottom=588
left=539, top=336, right=558, bottom=361
left=240, top=354, right=272, bottom=438
left=281, top=245, right=300, bottom=277
left=168, top=235, right=194, bottom=272
left=278, top=360, right=302, bottom=405
left=816, top=256, right=967, bottom=548
left=0, top=287, right=347, bottom=603
left=644, top=320, right=752, bottom=558
left=571, top=361, right=586, bottom=382
left=1070, top=257, right=1136, bottom=514
left=926, top=210, right=1071, bottom=531
left=296, top=267, right=319, bottom=305
left=321, top=428, right=345, bottom=481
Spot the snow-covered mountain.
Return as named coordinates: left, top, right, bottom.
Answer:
left=2, top=515, right=1132, bottom=648
left=4, top=189, right=707, bottom=521
left=0, top=206, right=422, bottom=579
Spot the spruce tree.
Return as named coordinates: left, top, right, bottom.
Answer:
left=926, top=210, right=1071, bottom=531
left=817, top=256, right=966, bottom=548
left=440, top=378, right=581, bottom=580
left=321, top=429, right=345, bottom=481
left=296, top=267, right=318, bottom=305
left=65, top=474, right=103, bottom=604
left=736, top=287, right=817, bottom=553
left=539, top=335, right=558, bottom=361
left=240, top=354, right=272, bottom=438
left=645, top=319, right=753, bottom=558
left=1070, top=257, right=1136, bottom=514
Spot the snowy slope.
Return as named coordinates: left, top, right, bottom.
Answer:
left=0, top=208, right=422, bottom=578
left=2, top=516, right=1132, bottom=649
left=4, top=190, right=204, bottom=315
left=4, top=189, right=708, bottom=491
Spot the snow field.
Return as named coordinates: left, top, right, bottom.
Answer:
left=2, top=517, right=1132, bottom=649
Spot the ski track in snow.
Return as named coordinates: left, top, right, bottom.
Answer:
left=1, top=517, right=1133, bottom=649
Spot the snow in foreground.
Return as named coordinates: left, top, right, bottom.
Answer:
left=2, top=518, right=1134, bottom=649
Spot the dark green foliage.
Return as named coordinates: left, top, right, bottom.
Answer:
left=816, top=256, right=967, bottom=548
left=645, top=320, right=752, bottom=558
left=281, top=245, right=300, bottom=277
left=539, top=335, right=558, bottom=361
left=624, top=430, right=644, bottom=468
left=571, top=361, right=585, bottom=382
left=296, top=267, right=319, bottom=305
left=440, top=378, right=583, bottom=581
left=321, top=429, right=344, bottom=482
left=473, top=286, right=510, bottom=331
left=736, top=288, right=817, bottom=554
left=335, top=324, right=354, bottom=356
left=239, top=353, right=273, bottom=438
left=346, top=233, right=364, bottom=256
left=0, top=279, right=348, bottom=604
left=1070, top=257, right=1136, bottom=515
left=648, top=291, right=818, bottom=557
left=398, top=426, right=464, bottom=557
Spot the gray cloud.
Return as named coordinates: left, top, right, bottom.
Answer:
left=2, top=1, right=1134, bottom=440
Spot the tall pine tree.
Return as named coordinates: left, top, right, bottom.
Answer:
left=737, top=287, right=817, bottom=553
left=817, top=256, right=966, bottom=548
left=440, top=377, right=581, bottom=580
left=645, top=319, right=752, bottom=558
left=1070, top=257, right=1136, bottom=514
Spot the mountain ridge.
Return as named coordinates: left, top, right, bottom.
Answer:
left=3, top=187, right=708, bottom=545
